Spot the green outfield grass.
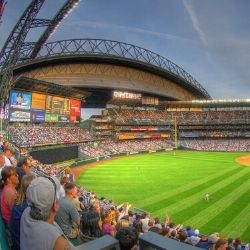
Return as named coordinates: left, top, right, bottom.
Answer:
left=76, top=151, right=250, bottom=242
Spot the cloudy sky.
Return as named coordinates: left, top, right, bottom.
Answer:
left=1, top=0, right=250, bottom=99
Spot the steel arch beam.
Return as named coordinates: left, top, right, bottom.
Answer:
left=16, top=39, right=211, bottom=99
left=0, top=0, right=45, bottom=68
left=30, top=0, right=81, bottom=59
left=0, top=0, right=45, bottom=106
left=0, top=0, right=80, bottom=106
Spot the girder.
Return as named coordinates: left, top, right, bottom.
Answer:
left=30, top=0, right=81, bottom=59
left=0, top=0, right=80, bottom=107
left=30, top=18, right=53, bottom=28
left=0, top=0, right=45, bottom=106
left=17, top=39, right=211, bottom=99
left=0, top=0, right=45, bottom=68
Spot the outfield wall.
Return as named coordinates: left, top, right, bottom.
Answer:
left=30, top=145, right=78, bottom=164
left=71, top=148, right=170, bottom=168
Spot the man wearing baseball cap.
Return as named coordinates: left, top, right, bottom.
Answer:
left=20, top=177, right=71, bottom=250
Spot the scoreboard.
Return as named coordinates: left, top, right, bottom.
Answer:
left=9, top=91, right=81, bottom=123
left=46, top=96, right=70, bottom=115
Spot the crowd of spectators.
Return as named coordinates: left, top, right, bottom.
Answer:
left=181, top=139, right=250, bottom=152
left=109, top=108, right=250, bottom=125
left=180, top=130, right=248, bottom=138
left=166, top=110, right=250, bottom=125
left=112, top=109, right=168, bottom=125
left=79, top=139, right=173, bottom=158
left=9, top=125, right=92, bottom=147
left=1, top=134, right=250, bottom=249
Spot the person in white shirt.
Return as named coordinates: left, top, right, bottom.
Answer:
left=140, top=212, right=150, bottom=233
left=4, top=148, right=13, bottom=167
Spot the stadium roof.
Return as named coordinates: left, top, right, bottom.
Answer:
left=12, top=76, right=90, bottom=100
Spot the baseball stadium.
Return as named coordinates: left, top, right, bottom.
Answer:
left=0, top=1, right=249, bottom=250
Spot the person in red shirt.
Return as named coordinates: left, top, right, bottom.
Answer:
left=0, top=166, right=19, bottom=225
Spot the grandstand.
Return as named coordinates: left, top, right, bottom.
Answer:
left=0, top=0, right=250, bottom=250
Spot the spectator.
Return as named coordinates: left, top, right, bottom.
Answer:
left=16, top=157, right=32, bottom=190
left=20, top=177, right=70, bottom=250
left=0, top=166, right=19, bottom=225
left=58, top=176, right=70, bottom=200
left=0, top=134, right=3, bottom=151
left=115, top=227, right=138, bottom=250
left=233, top=237, right=242, bottom=250
left=134, top=220, right=143, bottom=237
left=115, top=217, right=130, bottom=232
left=72, top=190, right=85, bottom=213
left=178, top=230, right=188, bottom=243
left=227, top=238, right=234, bottom=250
left=0, top=152, right=4, bottom=174
left=0, top=151, right=4, bottom=165
left=213, top=238, right=228, bottom=250
left=189, top=230, right=201, bottom=246
left=140, top=212, right=150, bottom=233
left=3, top=148, right=14, bottom=167
left=1, top=141, right=9, bottom=152
left=81, top=206, right=102, bottom=238
left=55, top=183, right=80, bottom=239
left=185, top=225, right=195, bottom=237
left=207, top=233, right=220, bottom=249
left=154, top=217, right=162, bottom=230
left=102, top=210, right=116, bottom=236
left=9, top=174, right=36, bottom=250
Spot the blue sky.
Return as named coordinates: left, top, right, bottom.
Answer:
left=1, top=0, right=250, bottom=99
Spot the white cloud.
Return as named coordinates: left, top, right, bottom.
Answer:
left=182, top=0, right=208, bottom=47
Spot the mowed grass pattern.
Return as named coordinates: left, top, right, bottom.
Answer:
left=76, top=151, right=250, bottom=242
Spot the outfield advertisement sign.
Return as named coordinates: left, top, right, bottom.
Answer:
left=31, top=110, right=45, bottom=123
left=9, top=109, right=31, bottom=122
left=45, top=113, right=59, bottom=122
left=58, top=115, right=70, bottom=123
left=70, top=99, right=81, bottom=123
left=31, top=93, right=46, bottom=110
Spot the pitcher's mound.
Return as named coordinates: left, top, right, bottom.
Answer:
left=235, top=155, right=250, bottom=167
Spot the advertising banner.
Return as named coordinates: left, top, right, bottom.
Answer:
left=58, top=115, right=70, bottom=122
left=31, top=110, right=45, bottom=123
left=70, top=99, right=81, bottom=123
left=32, top=93, right=46, bottom=110
left=9, top=110, right=30, bottom=122
left=45, top=113, right=58, bottom=122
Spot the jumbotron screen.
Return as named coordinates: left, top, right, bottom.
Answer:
left=10, top=91, right=32, bottom=110
left=9, top=91, right=81, bottom=123
left=46, top=96, right=70, bottom=115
